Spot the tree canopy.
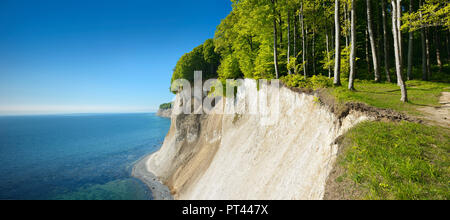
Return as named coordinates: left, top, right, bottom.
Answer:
left=170, top=0, right=449, bottom=102
left=171, top=39, right=220, bottom=83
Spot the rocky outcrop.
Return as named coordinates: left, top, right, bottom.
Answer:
left=144, top=79, right=374, bottom=200
left=156, top=108, right=172, bottom=118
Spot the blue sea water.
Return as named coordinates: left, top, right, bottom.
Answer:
left=0, top=113, right=171, bottom=200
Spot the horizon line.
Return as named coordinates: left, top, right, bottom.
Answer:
left=0, top=111, right=158, bottom=117
left=0, top=105, right=159, bottom=116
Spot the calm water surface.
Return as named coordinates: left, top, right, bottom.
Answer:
left=0, top=113, right=170, bottom=200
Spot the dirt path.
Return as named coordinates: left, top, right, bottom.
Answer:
left=418, top=92, right=450, bottom=127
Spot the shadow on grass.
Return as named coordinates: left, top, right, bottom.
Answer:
left=357, top=90, right=400, bottom=95
left=407, top=87, right=445, bottom=92
left=406, top=102, right=434, bottom=107
left=383, top=89, right=401, bottom=93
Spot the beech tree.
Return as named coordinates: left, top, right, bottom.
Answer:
left=272, top=0, right=280, bottom=79
left=348, top=0, right=356, bottom=90
left=407, top=0, right=414, bottom=80
left=334, top=0, right=341, bottom=86
left=300, top=1, right=307, bottom=78
left=367, top=0, right=380, bottom=82
left=392, top=0, right=408, bottom=102
left=171, top=0, right=449, bottom=102
left=381, top=0, right=391, bottom=82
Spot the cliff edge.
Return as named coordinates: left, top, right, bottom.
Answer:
left=156, top=108, right=172, bottom=118
left=144, top=79, right=373, bottom=199
left=156, top=102, right=172, bottom=118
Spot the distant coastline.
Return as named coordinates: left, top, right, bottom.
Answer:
left=156, top=102, right=172, bottom=118
left=156, top=108, right=172, bottom=118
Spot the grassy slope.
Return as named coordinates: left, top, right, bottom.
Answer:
left=325, top=66, right=449, bottom=200
left=333, top=121, right=449, bottom=200
left=330, top=79, right=449, bottom=116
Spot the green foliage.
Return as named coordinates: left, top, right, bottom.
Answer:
left=287, top=56, right=305, bottom=75
left=335, top=121, right=450, bottom=200
left=325, top=46, right=351, bottom=78
left=402, top=0, right=450, bottom=32
left=309, top=74, right=334, bottom=89
left=159, top=102, right=172, bottom=110
left=253, top=43, right=276, bottom=80
left=203, top=39, right=221, bottom=75
left=171, top=39, right=220, bottom=84
left=320, top=49, right=333, bottom=73
left=280, top=74, right=333, bottom=90
left=217, top=53, right=243, bottom=79
left=214, top=0, right=274, bottom=80
left=171, top=44, right=204, bottom=83
left=340, top=46, right=351, bottom=78
left=171, top=0, right=448, bottom=99
left=280, top=74, right=308, bottom=88
left=167, top=0, right=450, bottom=200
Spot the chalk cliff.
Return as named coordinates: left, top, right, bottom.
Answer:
left=144, top=79, right=372, bottom=200
left=156, top=108, right=172, bottom=118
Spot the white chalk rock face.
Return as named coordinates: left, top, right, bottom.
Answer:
left=156, top=108, right=172, bottom=118
left=146, top=79, right=370, bottom=200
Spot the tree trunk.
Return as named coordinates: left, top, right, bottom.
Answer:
left=380, top=0, right=391, bottom=82
left=366, top=27, right=371, bottom=75
left=421, top=28, right=428, bottom=80
left=279, top=13, right=283, bottom=50
left=331, top=21, right=335, bottom=54
left=447, top=29, right=450, bottom=63
left=396, top=0, right=403, bottom=85
left=420, top=0, right=428, bottom=80
left=312, top=2, right=316, bottom=74
left=288, top=11, right=291, bottom=75
left=349, top=0, right=356, bottom=90
left=376, top=4, right=383, bottom=78
left=334, top=0, right=341, bottom=86
left=293, top=10, right=297, bottom=59
left=392, top=0, right=408, bottom=102
left=344, top=3, right=349, bottom=48
left=397, top=0, right=402, bottom=68
left=324, top=1, right=331, bottom=78
left=326, top=27, right=331, bottom=78
left=347, top=3, right=351, bottom=49
left=312, top=31, right=316, bottom=74
left=301, top=2, right=307, bottom=79
left=367, top=0, right=380, bottom=82
left=305, top=25, right=309, bottom=73
left=407, top=0, right=414, bottom=81
left=381, top=0, right=391, bottom=82
left=272, top=0, right=279, bottom=79
left=425, top=27, right=431, bottom=79
left=435, top=28, right=442, bottom=72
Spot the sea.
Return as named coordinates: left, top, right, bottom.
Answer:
left=0, top=113, right=171, bottom=200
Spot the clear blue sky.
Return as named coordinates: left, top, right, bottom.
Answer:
left=0, top=0, right=232, bottom=115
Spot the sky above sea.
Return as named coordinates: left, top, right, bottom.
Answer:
left=0, top=0, right=232, bottom=115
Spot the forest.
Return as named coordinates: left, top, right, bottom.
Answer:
left=171, top=0, right=450, bottom=103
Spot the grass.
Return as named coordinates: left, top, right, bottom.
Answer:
left=335, top=121, right=450, bottom=200
left=323, top=65, right=449, bottom=200
left=329, top=79, right=450, bottom=116
left=278, top=65, right=449, bottom=199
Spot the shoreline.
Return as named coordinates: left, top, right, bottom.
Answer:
left=131, top=153, right=173, bottom=200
